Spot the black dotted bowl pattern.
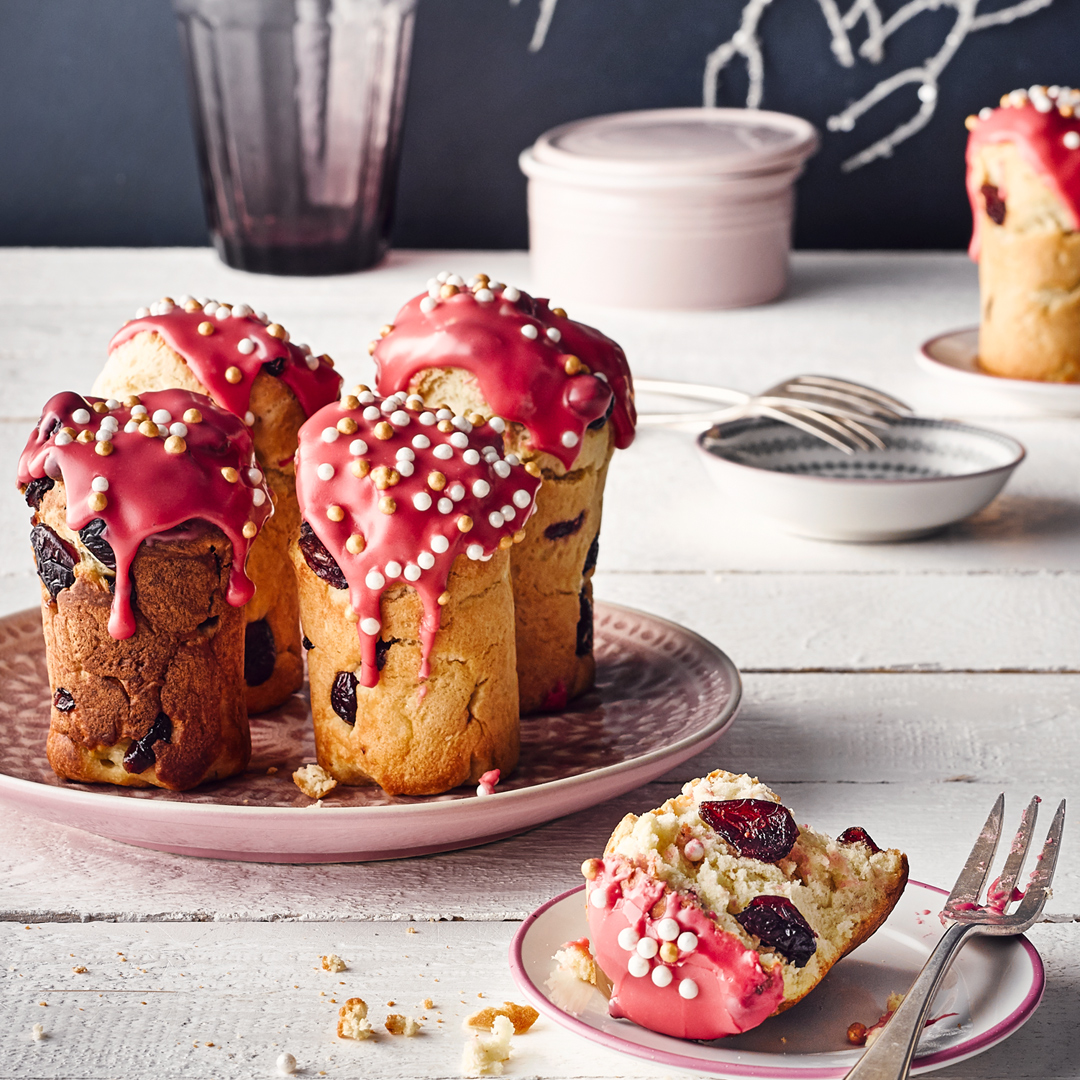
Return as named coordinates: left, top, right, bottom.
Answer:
left=0, top=604, right=736, bottom=810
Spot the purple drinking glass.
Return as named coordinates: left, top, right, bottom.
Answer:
left=173, top=0, right=415, bottom=275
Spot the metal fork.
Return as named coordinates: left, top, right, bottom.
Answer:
left=637, top=375, right=912, bottom=455
left=844, top=794, right=1066, bottom=1080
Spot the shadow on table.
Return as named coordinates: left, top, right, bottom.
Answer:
left=947, top=495, right=1080, bottom=544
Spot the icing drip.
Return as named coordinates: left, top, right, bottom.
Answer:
left=109, top=300, right=342, bottom=422
left=294, top=390, right=542, bottom=688
left=965, top=86, right=1080, bottom=260
left=372, top=277, right=635, bottom=470
left=585, top=856, right=784, bottom=1041
left=18, top=389, right=273, bottom=640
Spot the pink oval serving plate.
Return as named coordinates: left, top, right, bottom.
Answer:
left=0, top=602, right=740, bottom=863
left=510, top=882, right=1044, bottom=1079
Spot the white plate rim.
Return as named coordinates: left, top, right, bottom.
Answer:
left=509, top=882, right=1045, bottom=1079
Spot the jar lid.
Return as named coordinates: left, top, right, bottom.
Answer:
left=524, top=108, right=818, bottom=182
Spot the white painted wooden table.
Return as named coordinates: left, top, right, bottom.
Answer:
left=1, top=249, right=1077, bottom=1080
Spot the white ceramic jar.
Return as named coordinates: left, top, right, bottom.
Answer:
left=519, top=108, right=818, bottom=310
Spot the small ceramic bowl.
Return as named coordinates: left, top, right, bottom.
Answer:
left=696, top=416, right=1025, bottom=542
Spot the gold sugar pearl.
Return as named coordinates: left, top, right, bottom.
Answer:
left=221, top=467, right=239, bottom=483
left=164, top=435, right=187, bottom=455
left=563, top=355, right=586, bottom=375
left=124, top=395, right=141, bottom=407
left=964, top=114, right=978, bottom=131
left=197, top=321, right=215, bottom=336
left=467, top=412, right=485, bottom=427
left=660, top=942, right=679, bottom=964
left=346, top=533, right=366, bottom=555
left=184, top=299, right=202, bottom=313
left=427, top=471, right=446, bottom=491
left=524, top=461, right=541, bottom=478
left=139, top=420, right=159, bottom=438
left=1000, top=93, right=1011, bottom=107
left=1061, top=105, right=1075, bottom=118
left=319, top=354, right=335, bottom=368
left=225, top=366, right=243, bottom=384
left=344, top=607, right=360, bottom=623
left=160, top=296, right=175, bottom=305
left=92, top=401, right=109, bottom=414
left=512, top=529, right=526, bottom=544
left=337, top=417, right=359, bottom=435
left=87, top=492, right=108, bottom=512
left=379, top=324, right=394, bottom=337
left=499, top=535, right=513, bottom=550
left=456, top=515, right=473, bottom=533
left=371, top=465, right=400, bottom=490
left=327, top=505, right=345, bottom=522
left=60, top=426, right=76, bottom=439
left=437, top=420, right=454, bottom=434
left=350, top=458, right=371, bottom=479
left=474, top=273, right=490, bottom=284
left=76, top=430, right=94, bottom=444
left=373, top=421, right=394, bottom=441
left=379, top=496, right=397, bottom=515
left=183, top=408, right=203, bottom=424
left=354, top=384, right=370, bottom=394
left=243, top=521, right=258, bottom=539
left=551, top=307, right=567, bottom=317
left=437, top=591, right=451, bottom=606
left=95, top=441, right=114, bottom=457
left=267, top=323, right=288, bottom=341
left=581, top=858, right=601, bottom=880
left=367, top=341, right=378, bottom=356
left=440, top=284, right=459, bottom=298
left=341, top=395, right=360, bottom=411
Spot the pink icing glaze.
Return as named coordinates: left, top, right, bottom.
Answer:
left=966, top=97, right=1080, bottom=259
left=585, top=857, right=784, bottom=1041
left=108, top=300, right=342, bottom=432
left=294, top=390, right=542, bottom=688
left=372, top=279, right=635, bottom=471
left=18, top=389, right=273, bottom=640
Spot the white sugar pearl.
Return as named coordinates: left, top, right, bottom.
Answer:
left=105, top=399, right=121, bottom=411
left=651, top=966, right=673, bottom=988
left=512, top=489, right=532, bottom=508
left=132, top=405, right=149, bottom=420
left=305, top=354, right=319, bottom=370
left=203, top=301, right=219, bottom=315
left=349, top=439, right=368, bottom=455
left=433, top=444, right=453, bottom=460
left=436, top=271, right=450, bottom=283
left=252, top=489, right=267, bottom=507
left=277, top=1051, right=297, bottom=1075
left=363, top=406, right=381, bottom=421
left=1065, top=131, right=1080, bottom=149
left=71, top=409, right=91, bottom=425
left=397, top=460, right=414, bottom=477
left=438, top=498, right=454, bottom=513
left=546, top=327, right=562, bottom=342
left=317, top=463, right=335, bottom=481
left=446, top=274, right=464, bottom=287
left=413, top=492, right=433, bottom=511
left=449, top=483, right=465, bottom=501
left=135, top=306, right=151, bottom=318
left=216, top=305, right=232, bottom=320
left=474, top=288, right=494, bottom=302
left=489, top=417, right=506, bottom=433
left=412, top=435, right=430, bottom=450
left=380, top=398, right=397, bottom=414
left=100, top=416, right=119, bottom=431
left=250, top=469, right=265, bottom=485
left=617, top=928, right=640, bottom=951
left=406, top=395, right=425, bottom=410
left=462, top=449, right=480, bottom=465
left=385, top=561, right=402, bottom=578
left=472, top=479, right=491, bottom=498
left=678, top=978, right=699, bottom=1000
left=152, top=409, right=172, bottom=424
left=436, top=409, right=453, bottom=421
left=505, top=453, right=520, bottom=466
left=466, top=543, right=484, bottom=560
left=627, top=955, right=650, bottom=978
left=419, top=412, right=436, bottom=426
left=488, top=511, right=504, bottom=528
left=233, top=303, right=253, bottom=318
left=503, top=286, right=520, bottom=302
left=431, top=535, right=449, bottom=554
left=449, top=432, right=469, bottom=449
left=157, top=424, right=170, bottom=437
left=677, top=932, right=699, bottom=953
left=482, top=447, right=499, bottom=461
left=595, top=371, right=609, bottom=383
left=91, top=476, right=109, bottom=493
left=684, top=838, right=705, bottom=861
left=55, top=431, right=73, bottom=445
left=657, top=919, right=681, bottom=941
left=493, top=461, right=511, bottom=478
left=418, top=551, right=435, bottom=569
left=169, top=422, right=188, bottom=438
left=452, top=415, right=472, bottom=432
left=123, top=422, right=138, bottom=434
left=404, top=563, right=421, bottom=581
left=520, top=324, right=539, bottom=339
left=95, top=429, right=113, bottom=442
left=500, top=505, right=515, bottom=522
left=561, top=430, right=579, bottom=448
left=365, top=570, right=385, bottom=589
left=321, top=427, right=339, bottom=443
left=357, top=391, right=376, bottom=404
left=979, top=107, right=993, bottom=120
left=420, top=296, right=437, bottom=313
left=636, top=938, right=659, bottom=959
left=237, top=338, right=255, bottom=355
left=360, top=618, right=381, bottom=635
left=395, top=447, right=415, bottom=462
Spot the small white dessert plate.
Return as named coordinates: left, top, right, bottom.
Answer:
left=510, top=881, right=1044, bottom=1079
left=696, top=416, right=1024, bottom=542
left=918, top=327, right=1080, bottom=416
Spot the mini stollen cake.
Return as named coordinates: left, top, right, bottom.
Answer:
left=17, top=389, right=273, bottom=790
left=966, top=86, right=1080, bottom=381
left=373, top=273, right=635, bottom=713
left=581, top=770, right=908, bottom=1041
left=291, top=388, right=542, bottom=796
left=94, top=297, right=342, bottom=712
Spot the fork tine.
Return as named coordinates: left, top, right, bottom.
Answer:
left=752, top=404, right=858, bottom=454
left=946, top=793, right=1005, bottom=911
left=786, top=375, right=914, bottom=414
left=769, top=383, right=907, bottom=421
left=753, top=401, right=875, bottom=450
left=993, top=795, right=1040, bottom=904
left=1012, top=799, right=1067, bottom=926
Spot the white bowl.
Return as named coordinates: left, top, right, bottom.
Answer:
left=696, top=417, right=1025, bottom=542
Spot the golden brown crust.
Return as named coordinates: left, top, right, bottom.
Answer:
left=291, top=544, right=520, bottom=796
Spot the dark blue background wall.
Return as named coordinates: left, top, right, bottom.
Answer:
left=1, top=0, right=1077, bottom=250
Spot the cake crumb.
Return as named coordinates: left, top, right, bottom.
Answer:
left=321, top=954, right=347, bottom=973
left=407, top=926, right=418, bottom=934
left=337, top=998, right=374, bottom=1040
left=465, top=1002, right=539, bottom=1035
left=385, top=1013, right=423, bottom=1036
left=545, top=939, right=604, bottom=1015
left=267, top=766, right=279, bottom=775
left=294, top=764, right=338, bottom=799
left=30, top=1023, right=45, bottom=1042
left=461, top=1014, right=513, bottom=1076
left=423, top=998, right=435, bottom=1009
left=276, top=1051, right=296, bottom=1074
left=71, top=965, right=87, bottom=974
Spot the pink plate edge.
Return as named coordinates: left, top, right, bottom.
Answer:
left=508, top=881, right=1045, bottom=1079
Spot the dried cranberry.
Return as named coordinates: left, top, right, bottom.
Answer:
left=53, top=688, right=75, bottom=712
left=122, top=712, right=172, bottom=774
left=583, top=533, right=600, bottom=575
left=298, top=521, right=347, bottom=589
left=699, top=799, right=799, bottom=862
left=30, top=524, right=77, bottom=599
left=78, top=518, right=117, bottom=570
left=375, top=637, right=398, bottom=671
left=839, top=826, right=882, bottom=854
left=262, top=356, right=286, bottom=377
left=982, top=183, right=1006, bottom=225
left=24, top=476, right=55, bottom=510
left=244, top=619, right=276, bottom=686
left=302, top=635, right=315, bottom=651
left=331, top=670, right=358, bottom=725
left=545, top=511, right=585, bottom=541
left=735, top=895, right=817, bottom=967
left=587, top=393, right=615, bottom=430
left=575, top=588, right=593, bottom=657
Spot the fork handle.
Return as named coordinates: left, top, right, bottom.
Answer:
left=843, top=922, right=979, bottom=1080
